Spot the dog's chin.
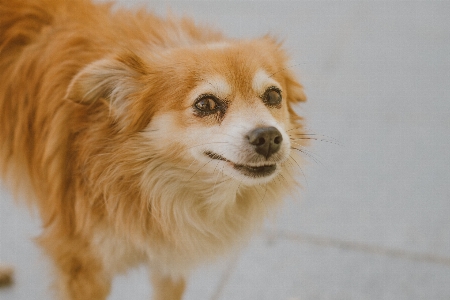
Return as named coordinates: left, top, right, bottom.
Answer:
left=203, top=151, right=281, bottom=185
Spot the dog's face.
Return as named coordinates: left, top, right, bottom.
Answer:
left=178, top=67, right=290, bottom=185
left=67, top=38, right=306, bottom=186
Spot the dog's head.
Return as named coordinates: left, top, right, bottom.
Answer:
left=66, top=37, right=306, bottom=187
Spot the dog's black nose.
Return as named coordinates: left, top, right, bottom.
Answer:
left=247, top=126, right=283, bottom=159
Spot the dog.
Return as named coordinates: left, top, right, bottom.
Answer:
left=0, top=0, right=307, bottom=299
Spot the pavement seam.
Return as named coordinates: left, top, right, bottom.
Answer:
left=267, top=230, right=450, bottom=267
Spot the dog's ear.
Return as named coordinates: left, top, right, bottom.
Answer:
left=66, top=53, right=147, bottom=109
left=66, top=53, right=160, bottom=131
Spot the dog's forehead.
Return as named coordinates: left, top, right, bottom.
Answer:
left=189, top=69, right=279, bottom=105
left=251, top=69, right=281, bottom=94
left=189, top=75, right=232, bottom=100
left=188, top=43, right=281, bottom=94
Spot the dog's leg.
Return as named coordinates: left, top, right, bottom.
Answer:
left=151, top=272, right=186, bottom=300
left=0, top=265, right=14, bottom=286
left=39, top=232, right=112, bottom=300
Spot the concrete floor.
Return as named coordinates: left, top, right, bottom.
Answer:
left=1, top=1, right=450, bottom=299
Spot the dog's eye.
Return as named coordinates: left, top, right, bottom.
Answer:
left=194, top=96, right=219, bottom=113
left=263, top=87, right=282, bottom=107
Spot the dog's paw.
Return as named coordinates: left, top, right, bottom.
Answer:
left=0, top=265, right=14, bottom=287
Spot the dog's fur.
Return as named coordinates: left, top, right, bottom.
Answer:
left=0, top=0, right=307, bottom=299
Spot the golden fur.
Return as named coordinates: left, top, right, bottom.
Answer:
left=0, top=0, right=307, bottom=299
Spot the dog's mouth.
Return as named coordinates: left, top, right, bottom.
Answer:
left=205, top=151, right=277, bottom=178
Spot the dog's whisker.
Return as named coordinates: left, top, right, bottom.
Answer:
left=288, top=126, right=341, bottom=144
left=236, top=179, right=243, bottom=193
left=210, top=149, right=233, bottom=186
left=185, top=156, right=199, bottom=171
left=181, top=159, right=215, bottom=192
left=286, top=125, right=306, bottom=132
left=257, top=184, right=269, bottom=205
left=290, top=146, right=323, bottom=166
left=212, top=159, right=222, bottom=175
left=280, top=169, right=302, bottom=201
left=276, top=172, right=288, bottom=188
left=290, top=141, right=323, bottom=161
left=290, top=137, right=342, bottom=147
left=274, top=176, right=282, bottom=189
left=288, top=154, right=309, bottom=189
left=278, top=174, right=290, bottom=192
left=284, top=159, right=298, bottom=188
left=289, top=132, right=341, bottom=142
left=268, top=63, right=305, bottom=78
left=211, top=160, right=223, bottom=194
left=252, top=184, right=262, bottom=199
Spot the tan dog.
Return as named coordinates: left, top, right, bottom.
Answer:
left=0, top=0, right=307, bottom=299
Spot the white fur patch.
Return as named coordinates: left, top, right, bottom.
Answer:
left=251, top=69, right=282, bottom=95
left=188, top=76, right=231, bottom=102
